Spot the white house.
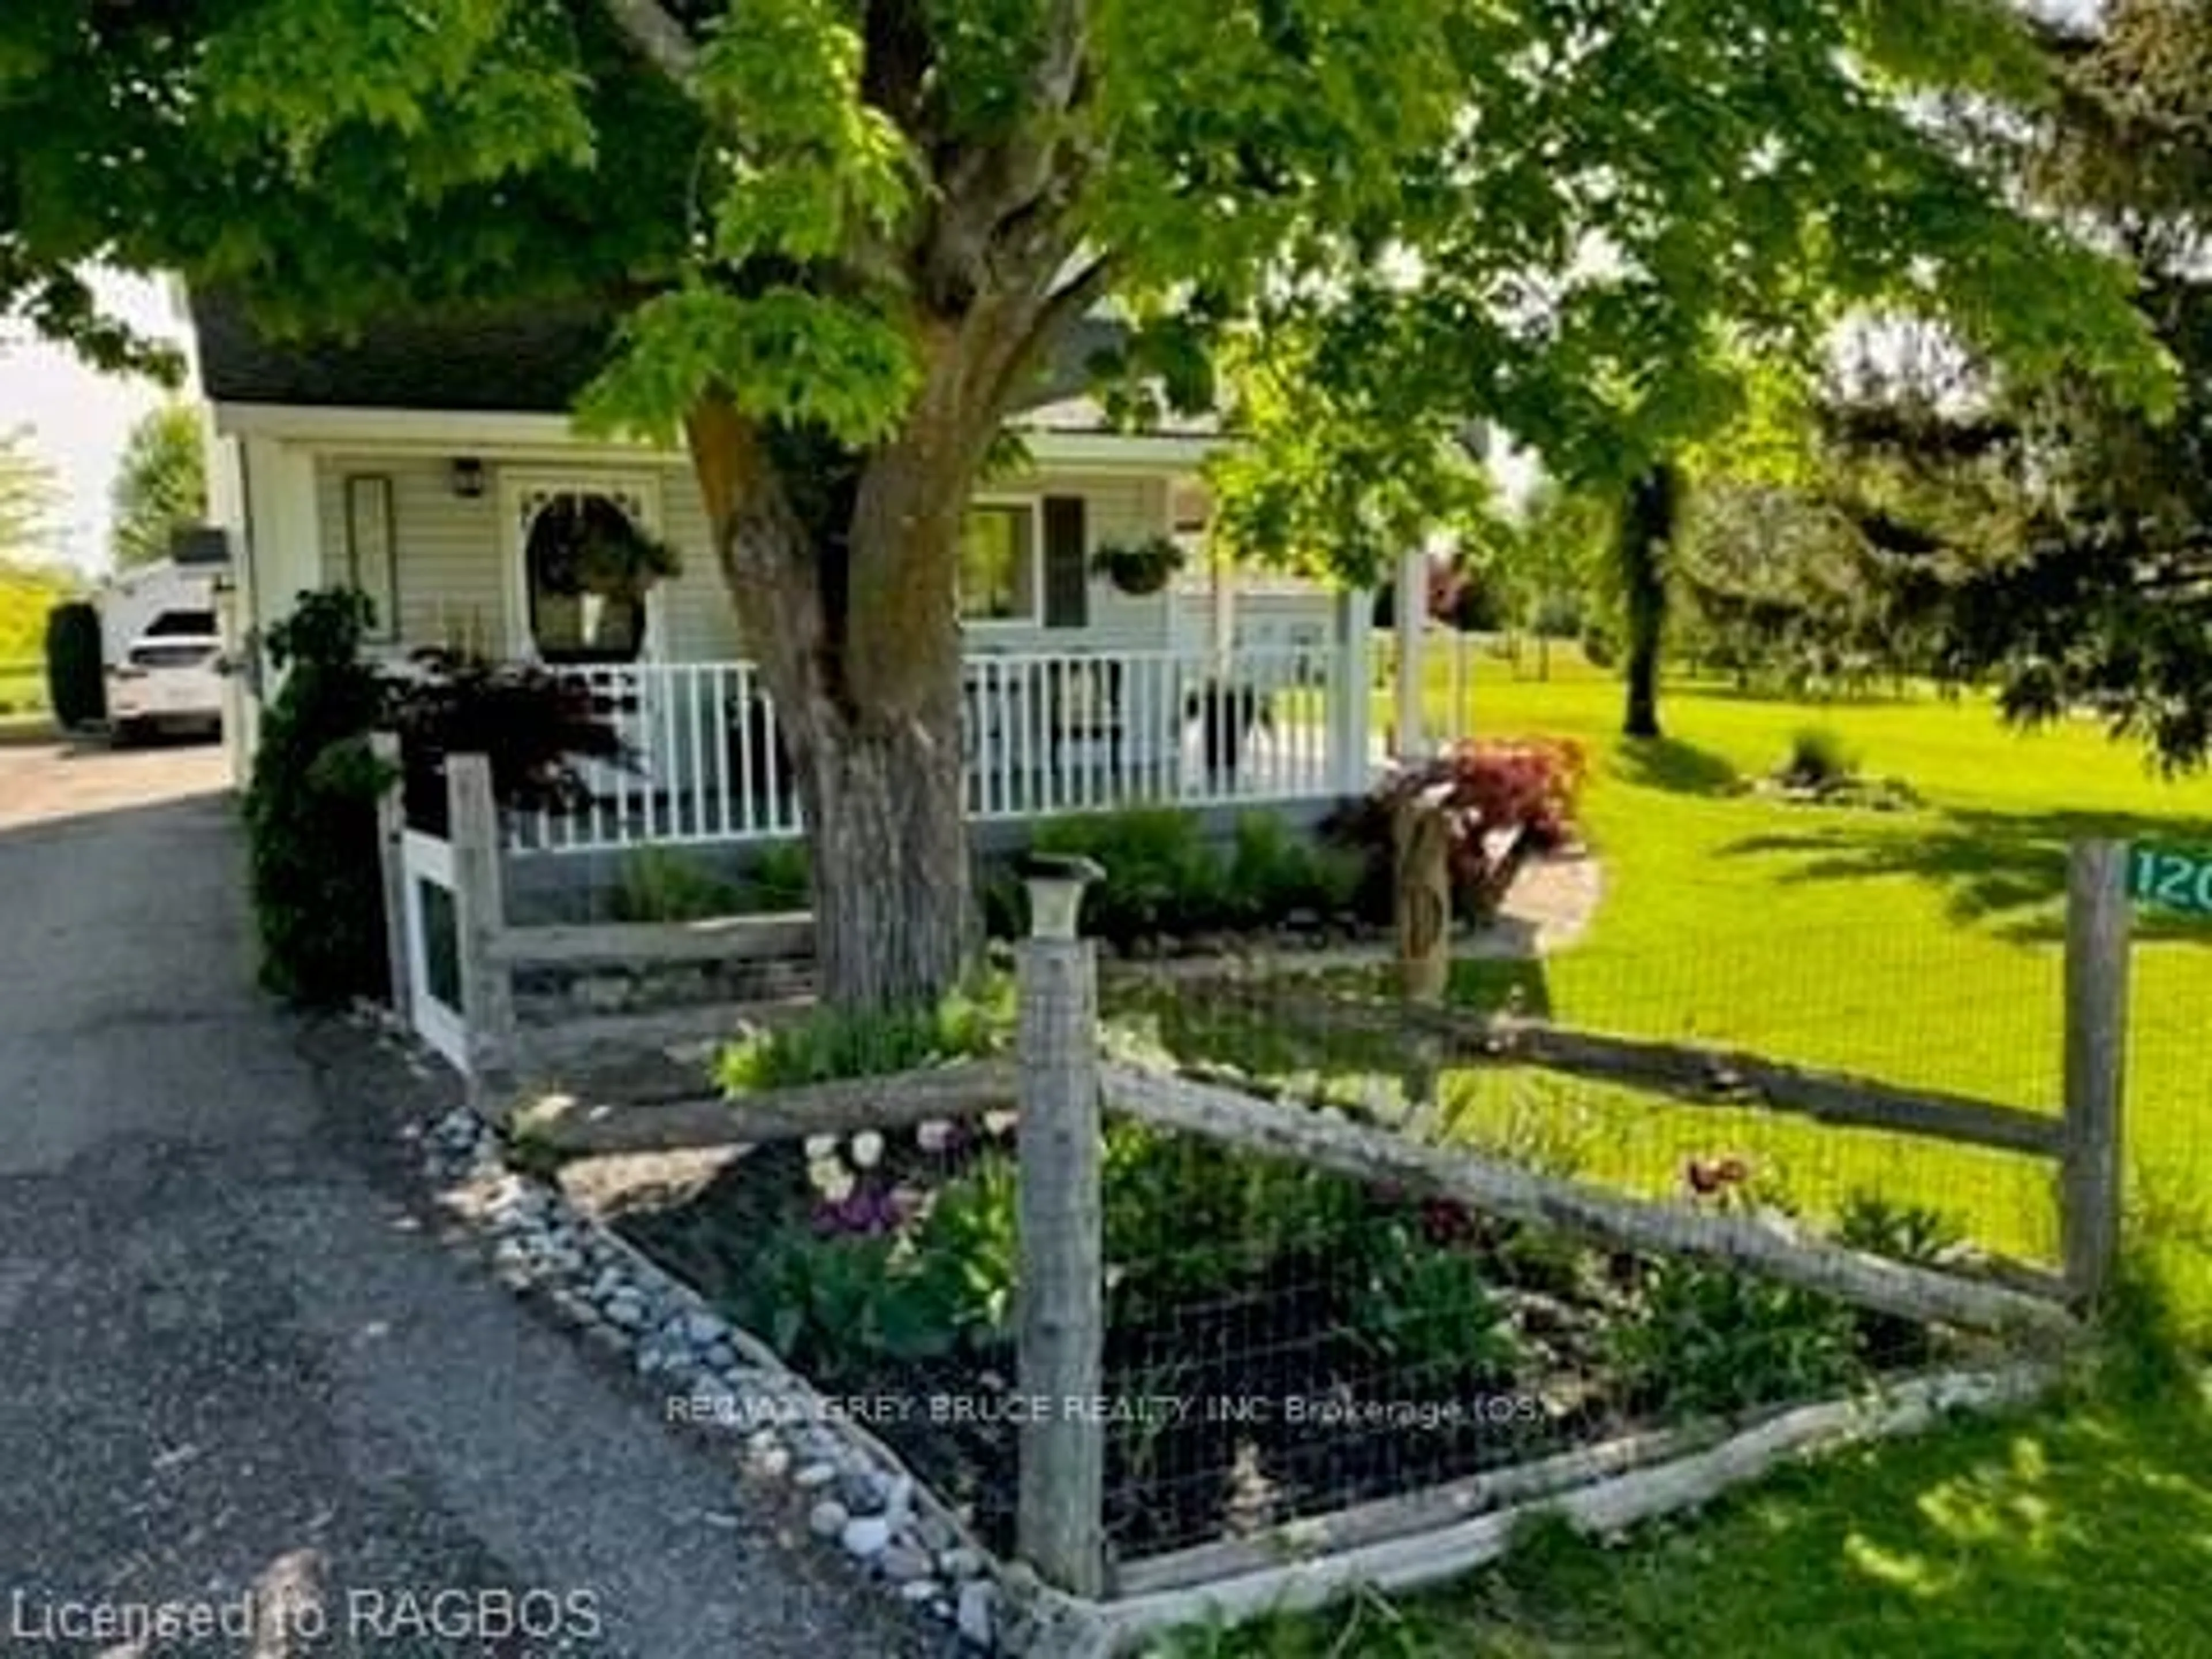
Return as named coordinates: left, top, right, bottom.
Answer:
left=188, top=293, right=1396, bottom=853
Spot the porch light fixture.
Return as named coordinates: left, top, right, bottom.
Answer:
left=1019, top=852, right=1105, bottom=942
left=450, top=457, right=486, bottom=499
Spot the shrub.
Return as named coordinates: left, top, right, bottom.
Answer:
left=1779, top=725, right=1857, bottom=791
left=1013, top=808, right=1365, bottom=944
left=612, top=847, right=741, bottom=923
left=243, top=590, right=391, bottom=1004
left=386, top=652, right=626, bottom=834
left=718, top=973, right=1014, bottom=1093
left=243, top=593, right=625, bottom=1005
left=42, top=601, right=104, bottom=728
left=1031, top=808, right=1228, bottom=941
left=1323, top=738, right=1588, bottom=923
left=1225, top=812, right=1365, bottom=927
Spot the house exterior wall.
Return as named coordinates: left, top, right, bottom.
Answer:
left=301, top=451, right=1177, bottom=661
left=1169, top=581, right=1340, bottom=656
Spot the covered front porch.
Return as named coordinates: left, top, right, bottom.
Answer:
left=505, top=631, right=1378, bottom=854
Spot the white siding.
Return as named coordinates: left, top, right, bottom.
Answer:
left=965, top=466, right=1175, bottom=653
left=1171, top=583, right=1339, bottom=655
left=316, top=454, right=507, bottom=653
left=306, top=449, right=1176, bottom=662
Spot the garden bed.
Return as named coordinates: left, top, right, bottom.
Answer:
left=609, top=1107, right=1976, bottom=1570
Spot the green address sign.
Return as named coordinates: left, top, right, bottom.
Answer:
left=2129, top=844, right=2212, bottom=916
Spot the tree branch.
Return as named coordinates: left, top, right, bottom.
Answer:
left=989, top=249, right=1116, bottom=411
left=599, top=0, right=701, bottom=92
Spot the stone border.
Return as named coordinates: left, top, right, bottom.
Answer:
left=415, top=1107, right=1021, bottom=1652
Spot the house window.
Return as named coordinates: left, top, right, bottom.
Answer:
left=524, top=492, right=650, bottom=664
left=959, top=502, right=1039, bottom=625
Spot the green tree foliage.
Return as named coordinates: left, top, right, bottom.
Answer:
left=0, top=424, right=60, bottom=569
left=109, top=403, right=208, bottom=570
left=0, top=0, right=2171, bottom=1004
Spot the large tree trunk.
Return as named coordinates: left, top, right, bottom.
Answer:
left=1619, top=461, right=1679, bottom=740
left=684, top=396, right=983, bottom=1013
left=793, top=695, right=973, bottom=1009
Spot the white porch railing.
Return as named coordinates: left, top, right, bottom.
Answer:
left=509, top=644, right=1359, bottom=854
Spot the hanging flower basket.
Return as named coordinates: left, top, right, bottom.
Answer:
left=1091, top=534, right=1185, bottom=597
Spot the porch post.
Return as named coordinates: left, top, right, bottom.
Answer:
left=1209, top=536, right=1236, bottom=673
left=1393, top=544, right=1428, bottom=760
left=1331, top=587, right=1372, bottom=796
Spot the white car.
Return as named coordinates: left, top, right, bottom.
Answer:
left=108, top=608, right=225, bottom=743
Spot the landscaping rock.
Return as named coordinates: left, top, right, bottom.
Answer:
left=838, top=1470, right=887, bottom=1516
left=880, top=1543, right=933, bottom=1584
left=879, top=1473, right=915, bottom=1530
left=808, top=1499, right=850, bottom=1540
left=605, top=1292, right=647, bottom=1330
left=840, top=1515, right=892, bottom=1561
left=957, top=1581, right=996, bottom=1647
left=938, top=1547, right=985, bottom=1581
left=897, top=1580, right=940, bottom=1606
left=685, top=1310, right=729, bottom=1346
left=794, top=1461, right=839, bottom=1491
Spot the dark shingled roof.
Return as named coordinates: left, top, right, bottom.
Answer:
left=190, top=290, right=1127, bottom=419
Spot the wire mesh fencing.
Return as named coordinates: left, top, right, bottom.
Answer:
left=1097, top=880, right=2071, bottom=1283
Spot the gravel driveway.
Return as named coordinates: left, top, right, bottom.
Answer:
left=0, top=740, right=932, bottom=1657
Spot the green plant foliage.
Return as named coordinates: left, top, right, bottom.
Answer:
left=1782, top=726, right=1860, bottom=790
left=1022, top=808, right=1363, bottom=944
left=243, top=589, right=391, bottom=1005
left=908, top=1151, right=1021, bottom=1338
left=1611, top=1254, right=1865, bottom=1418
left=748, top=840, right=812, bottom=910
left=718, top=974, right=1014, bottom=1094
left=1347, top=1212, right=1520, bottom=1381
left=612, top=848, right=743, bottom=924
left=108, top=403, right=207, bottom=570
left=729, top=1226, right=963, bottom=1384
left=1089, top=533, right=1187, bottom=596
left=41, top=600, right=103, bottom=728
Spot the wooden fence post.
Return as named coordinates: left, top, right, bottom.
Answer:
left=2063, top=839, right=2131, bottom=1310
left=1016, top=852, right=1107, bottom=1599
left=448, top=753, right=516, bottom=1116
left=1397, top=788, right=1454, bottom=1120
left=370, top=731, right=410, bottom=1016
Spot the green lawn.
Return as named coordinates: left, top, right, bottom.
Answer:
left=1168, top=1363, right=2212, bottom=1659
left=0, top=658, right=46, bottom=717
left=1365, top=651, right=2212, bottom=1310
left=1162, top=654, right=2212, bottom=1658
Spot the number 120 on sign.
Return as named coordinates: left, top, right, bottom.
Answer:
left=2129, top=846, right=2212, bottom=916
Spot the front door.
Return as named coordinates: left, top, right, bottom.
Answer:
left=501, top=473, right=668, bottom=665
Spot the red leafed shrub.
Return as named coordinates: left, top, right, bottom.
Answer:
left=1323, top=738, right=1588, bottom=923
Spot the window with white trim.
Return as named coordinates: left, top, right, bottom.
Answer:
left=957, top=502, right=1040, bottom=624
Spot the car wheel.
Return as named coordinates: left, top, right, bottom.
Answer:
left=111, top=719, right=142, bottom=749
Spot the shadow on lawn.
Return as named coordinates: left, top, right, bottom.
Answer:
left=1719, top=806, right=2212, bottom=946
left=1198, top=1365, right=2212, bottom=1657
left=1613, top=736, right=1743, bottom=799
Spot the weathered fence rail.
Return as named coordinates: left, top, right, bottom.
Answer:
left=377, top=767, right=2137, bottom=1653
left=378, top=751, right=817, bottom=1113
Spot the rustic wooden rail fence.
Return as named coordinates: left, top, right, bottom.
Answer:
left=374, top=744, right=816, bottom=1109
left=1001, top=849, right=2118, bottom=1648
left=376, top=753, right=2133, bottom=1651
